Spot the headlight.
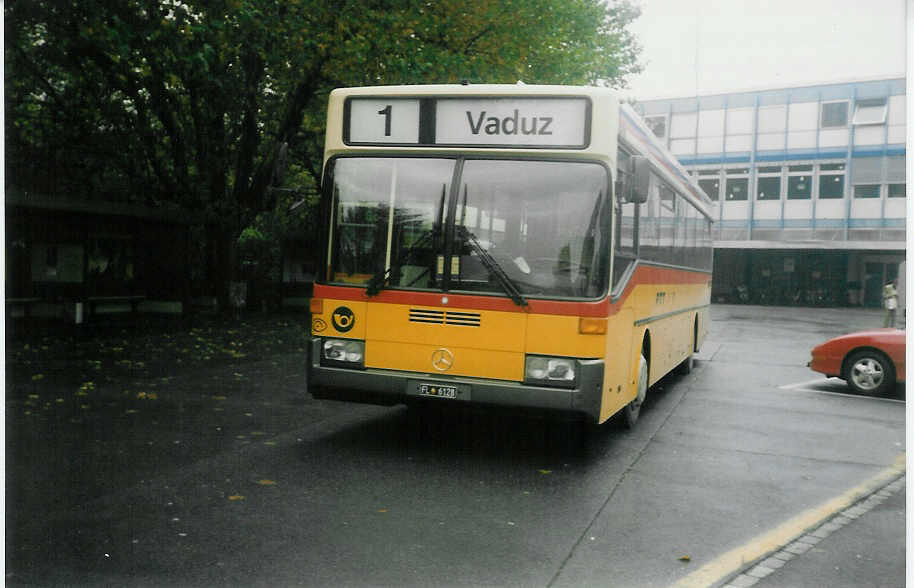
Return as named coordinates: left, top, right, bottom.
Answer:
left=321, top=338, right=365, bottom=368
left=525, top=355, right=577, bottom=388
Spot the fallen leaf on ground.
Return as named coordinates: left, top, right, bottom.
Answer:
left=228, top=495, right=245, bottom=501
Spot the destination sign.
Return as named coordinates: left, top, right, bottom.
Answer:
left=435, top=98, right=588, bottom=147
left=348, top=98, right=421, bottom=144
left=344, top=96, right=590, bottom=149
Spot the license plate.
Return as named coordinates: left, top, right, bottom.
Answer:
left=417, top=383, right=458, bottom=399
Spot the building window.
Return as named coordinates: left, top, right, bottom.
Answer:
left=787, top=165, right=813, bottom=200
left=724, top=168, right=748, bottom=201
left=853, top=184, right=881, bottom=199
left=31, top=243, right=85, bottom=282
left=695, top=169, right=720, bottom=201
left=756, top=176, right=781, bottom=201
left=644, top=115, right=667, bottom=139
left=888, top=183, right=906, bottom=198
left=698, top=178, right=720, bottom=201
left=820, top=101, right=848, bottom=128
left=818, top=163, right=845, bottom=199
left=852, top=98, right=888, bottom=125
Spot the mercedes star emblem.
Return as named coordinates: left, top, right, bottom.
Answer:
left=431, top=348, right=454, bottom=372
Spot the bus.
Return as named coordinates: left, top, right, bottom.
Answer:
left=307, top=84, right=713, bottom=427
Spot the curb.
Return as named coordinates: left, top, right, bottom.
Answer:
left=671, top=453, right=906, bottom=588
left=719, top=474, right=906, bottom=588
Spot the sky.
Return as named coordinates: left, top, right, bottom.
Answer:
left=624, top=0, right=907, bottom=100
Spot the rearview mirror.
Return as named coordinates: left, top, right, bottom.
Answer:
left=629, top=156, right=651, bottom=204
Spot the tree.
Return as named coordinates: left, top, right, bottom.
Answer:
left=6, top=0, right=642, bottom=305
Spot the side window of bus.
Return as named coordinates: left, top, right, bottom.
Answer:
left=701, top=217, right=713, bottom=270
left=659, top=185, right=676, bottom=258
left=674, top=192, right=688, bottom=266
left=685, top=206, right=701, bottom=267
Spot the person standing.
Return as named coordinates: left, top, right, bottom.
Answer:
left=882, top=279, right=898, bottom=328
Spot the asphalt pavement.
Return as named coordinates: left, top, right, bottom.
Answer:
left=697, top=305, right=907, bottom=588
left=5, top=305, right=906, bottom=587
left=743, top=478, right=906, bottom=588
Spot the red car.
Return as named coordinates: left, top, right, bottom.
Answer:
left=809, top=329, right=906, bottom=396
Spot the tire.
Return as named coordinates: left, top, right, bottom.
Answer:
left=675, top=322, right=697, bottom=375
left=675, top=353, right=694, bottom=375
left=622, top=353, right=648, bottom=428
left=844, top=349, right=896, bottom=396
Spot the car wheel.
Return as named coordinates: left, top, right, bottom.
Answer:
left=622, top=353, right=648, bottom=428
left=844, top=349, right=896, bottom=396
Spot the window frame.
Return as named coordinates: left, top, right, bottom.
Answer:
left=755, top=165, right=783, bottom=201
left=852, top=184, right=881, bottom=199
left=852, top=98, right=888, bottom=126
left=694, top=167, right=722, bottom=202
left=820, top=100, right=849, bottom=129
left=643, top=114, right=668, bottom=140
left=817, top=162, right=846, bottom=200
left=888, top=183, right=906, bottom=199
left=723, top=168, right=749, bottom=202
left=786, top=163, right=814, bottom=200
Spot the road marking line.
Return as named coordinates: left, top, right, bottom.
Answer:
left=779, top=378, right=906, bottom=403
left=778, top=378, right=830, bottom=390
left=670, top=453, right=906, bottom=588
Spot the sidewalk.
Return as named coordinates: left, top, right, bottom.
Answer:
left=705, top=304, right=906, bottom=588
left=726, top=478, right=905, bottom=588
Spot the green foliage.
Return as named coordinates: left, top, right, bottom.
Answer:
left=7, top=0, right=642, bottom=279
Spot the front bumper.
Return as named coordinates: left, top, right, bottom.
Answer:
left=307, top=338, right=604, bottom=423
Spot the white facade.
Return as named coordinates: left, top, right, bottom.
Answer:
left=636, top=78, right=905, bottom=307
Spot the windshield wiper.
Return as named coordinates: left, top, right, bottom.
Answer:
left=365, top=228, right=435, bottom=296
left=456, top=226, right=528, bottom=307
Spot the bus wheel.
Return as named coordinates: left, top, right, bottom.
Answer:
left=675, top=338, right=695, bottom=375
left=675, top=353, right=693, bottom=375
left=675, top=321, right=697, bottom=375
left=623, top=353, right=648, bottom=429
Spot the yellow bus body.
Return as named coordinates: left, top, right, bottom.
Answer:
left=309, top=84, right=713, bottom=425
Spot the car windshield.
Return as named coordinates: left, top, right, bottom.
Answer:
left=325, top=157, right=609, bottom=300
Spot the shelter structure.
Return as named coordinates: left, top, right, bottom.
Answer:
left=6, top=192, right=204, bottom=322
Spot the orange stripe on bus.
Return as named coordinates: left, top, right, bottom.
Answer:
left=312, top=264, right=710, bottom=317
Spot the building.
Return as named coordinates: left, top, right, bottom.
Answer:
left=6, top=192, right=201, bottom=322
left=635, top=77, right=905, bottom=307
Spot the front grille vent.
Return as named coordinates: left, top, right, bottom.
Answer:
left=409, top=308, right=481, bottom=327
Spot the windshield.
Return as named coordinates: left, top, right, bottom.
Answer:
left=325, top=157, right=610, bottom=300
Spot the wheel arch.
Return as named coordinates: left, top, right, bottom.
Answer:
left=692, top=314, right=699, bottom=352
left=641, top=329, right=651, bottom=371
left=841, top=346, right=895, bottom=380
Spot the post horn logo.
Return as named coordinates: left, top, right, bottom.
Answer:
left=311, top=318, right=327, bottom=333
left=331, top=306, right=355, bottom=332
left=431, top=348, right=454, bottom=372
